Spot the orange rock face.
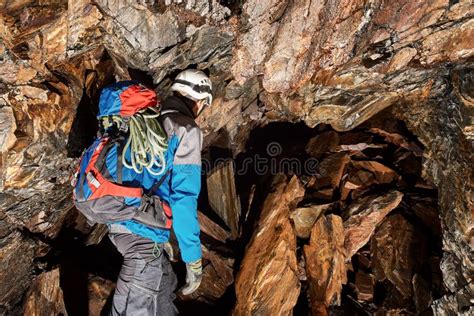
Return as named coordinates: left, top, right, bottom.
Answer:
left=304, top=214, right=346, bottom=314
left=234, top=175, right=304, bottom=316
left=23, top=269, right=67, bottom=316
left=344, top=190, right=404, bottom=258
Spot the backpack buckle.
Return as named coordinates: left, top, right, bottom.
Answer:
left=119, top=117, right=129, bottom=133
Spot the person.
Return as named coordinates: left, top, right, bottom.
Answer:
left=108, top=69, right=213, bottom=315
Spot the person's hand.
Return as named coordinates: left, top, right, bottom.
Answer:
left=163, top=242, right=177, bottom=262
left=180, top=259, right=202, bottom=295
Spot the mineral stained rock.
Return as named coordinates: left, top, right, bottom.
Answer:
left=308, top=152, right=351, bottom=191
left=23, top=269, right=67, bottom=316
left=344, top=190, right=404, bottom=258
left=355, top=272, right=375, bottom=302
left=304, top=214, right=346, bottom=314
left=198, top=210, right=231, bottom=243
left=234, top=175, right=304, bottom=316
left=206, top=160, right=241, bottom=239
left=290, top=203, right=333, bottom=239
left=351, top=161, right=400, bottom=184
left=371, top=214, right=427, bottom=298
left=1, top=0, right=473, bottom=314
left=88, top=276, right=115, bottom=316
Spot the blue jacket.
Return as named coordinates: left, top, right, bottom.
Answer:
left=109, top=95, right=202, bottom=263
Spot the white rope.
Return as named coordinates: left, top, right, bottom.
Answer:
left=102, top=108, right=168, bottom=176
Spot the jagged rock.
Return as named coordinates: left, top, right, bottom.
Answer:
left=66, top=0, right=103, bottom=55
left=290, top=203, right=333, bottom=239
left=0, top=230, right=37, bottom=313
left=406, top=194, right=442, bottom=236
left=304, top=214, right=346, bottom=314
left=355, top=272, right=375, bottom=302
left=23, top=269, right=67, bottom=316
left=0, top=0, right=472, bottom=314
left=206, top=160, right=241, bottom=239
left=368, top=127, right=423, bottom=155
left=354, top=250, right=372, bottom=271
left=234, top=175, right=304, bottom=316
left=0, top=106, right=17, bottom=153
left=351, top=161, right=400, bottom=184
left=308, top=152, right=351, bottom=191
left=341, top=169, right=376, bottom=201
left=88, top=276, right=115, bottom=316
left=371, top=214, right=427, bottom=298
left=343, top=190, right=403, bottom=258
left=432, top=283, right=474, bottom=315
left=412, top=273, right=432, bottom=314
left=306, top=131, right=340, bottom=157
left=198, top=211, right=231, bottom=243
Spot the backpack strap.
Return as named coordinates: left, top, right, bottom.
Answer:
left=115, top=136, right=126, bottom=184
left=95, top=139, right=115, bottom=178
left=145, top=169, right=171, bottom=197
left=93, top=135, right=127, bottom=184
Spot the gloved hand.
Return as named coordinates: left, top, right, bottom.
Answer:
left=180, top=259, right=202, bottom=295
left=163, top=242, right=176, bottom=262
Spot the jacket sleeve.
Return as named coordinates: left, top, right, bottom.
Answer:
left=170, top=124, right=202, bottom=263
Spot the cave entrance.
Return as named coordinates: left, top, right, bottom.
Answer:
left=58, top=68, right=443, bottom=315
left=195, top=110, right=443, bottom=315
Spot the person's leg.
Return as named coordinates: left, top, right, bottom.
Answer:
left=108, top=233, right=178, bottom=316
left=156, top=251, right=178, bottom=315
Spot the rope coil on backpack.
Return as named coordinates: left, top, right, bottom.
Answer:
left=101, top=107, right=168, bottom=176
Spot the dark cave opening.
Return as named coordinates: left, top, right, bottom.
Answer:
left=66, top=52, right=116, bottom=158
left=196, top=112, right=443, bottom=315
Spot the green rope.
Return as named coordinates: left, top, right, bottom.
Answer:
left=101, top=107, right=168, bottom=176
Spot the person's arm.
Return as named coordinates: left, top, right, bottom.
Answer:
left=169, top=124, right=202, bottom=263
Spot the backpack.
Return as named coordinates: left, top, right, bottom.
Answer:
left=71, top=81, right=172, bottom=229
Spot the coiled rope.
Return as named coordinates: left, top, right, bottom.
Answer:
left=101, top=107, right=168, bottom=176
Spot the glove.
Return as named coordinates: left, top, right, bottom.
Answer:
left=180, top=259, right=202, bottom=295
left=163, top=242, right=176, bottom=262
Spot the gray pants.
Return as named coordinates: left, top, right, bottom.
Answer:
left=108, top=233, right=178, bottom=316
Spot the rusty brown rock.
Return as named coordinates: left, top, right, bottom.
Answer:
left=310, top=152, right=351, bottom=191
left=23, top=269, right=67, bottom=316
left=290, top=203, right=333, bottom=239
left=198, top=210, right=231, bottom=243
left=371, top=214, right=426, bottom=297
left=344, top=190, right=403, bottom=258
left=355, top=272, right=375, bottom=302
left=412, top=273, right=432, bottom=314
left=304, top=214, right=346, bottom=313
left=351, top=160, right=400, bottom=184
left=234, top=175, right=304, bottom=316
left=0, top=230, right=37, bottom=312
left=0, top=106, right=17, bottom=154
left=368, top=127, right=423, bottom=155
left=88, top=276, right=115, bottom=316
left=341, top=168, right=377, bottom=200
left=306, top=131, right=340, bottom=156
left=206, top=160, right=241, bottom=239
left=406, top=194, right=441, bottom=236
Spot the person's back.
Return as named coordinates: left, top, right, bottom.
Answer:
left=106, top=69, right=213, bottom=315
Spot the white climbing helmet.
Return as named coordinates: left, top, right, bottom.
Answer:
left=171, top=69, right=213, bottom=107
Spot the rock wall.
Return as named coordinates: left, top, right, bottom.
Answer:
left=0, top=0, right=472, bottom=314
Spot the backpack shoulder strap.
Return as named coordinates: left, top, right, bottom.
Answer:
left=115, top=136, right=126, bottom=184
left=145, top=168, right=171, bottom=197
